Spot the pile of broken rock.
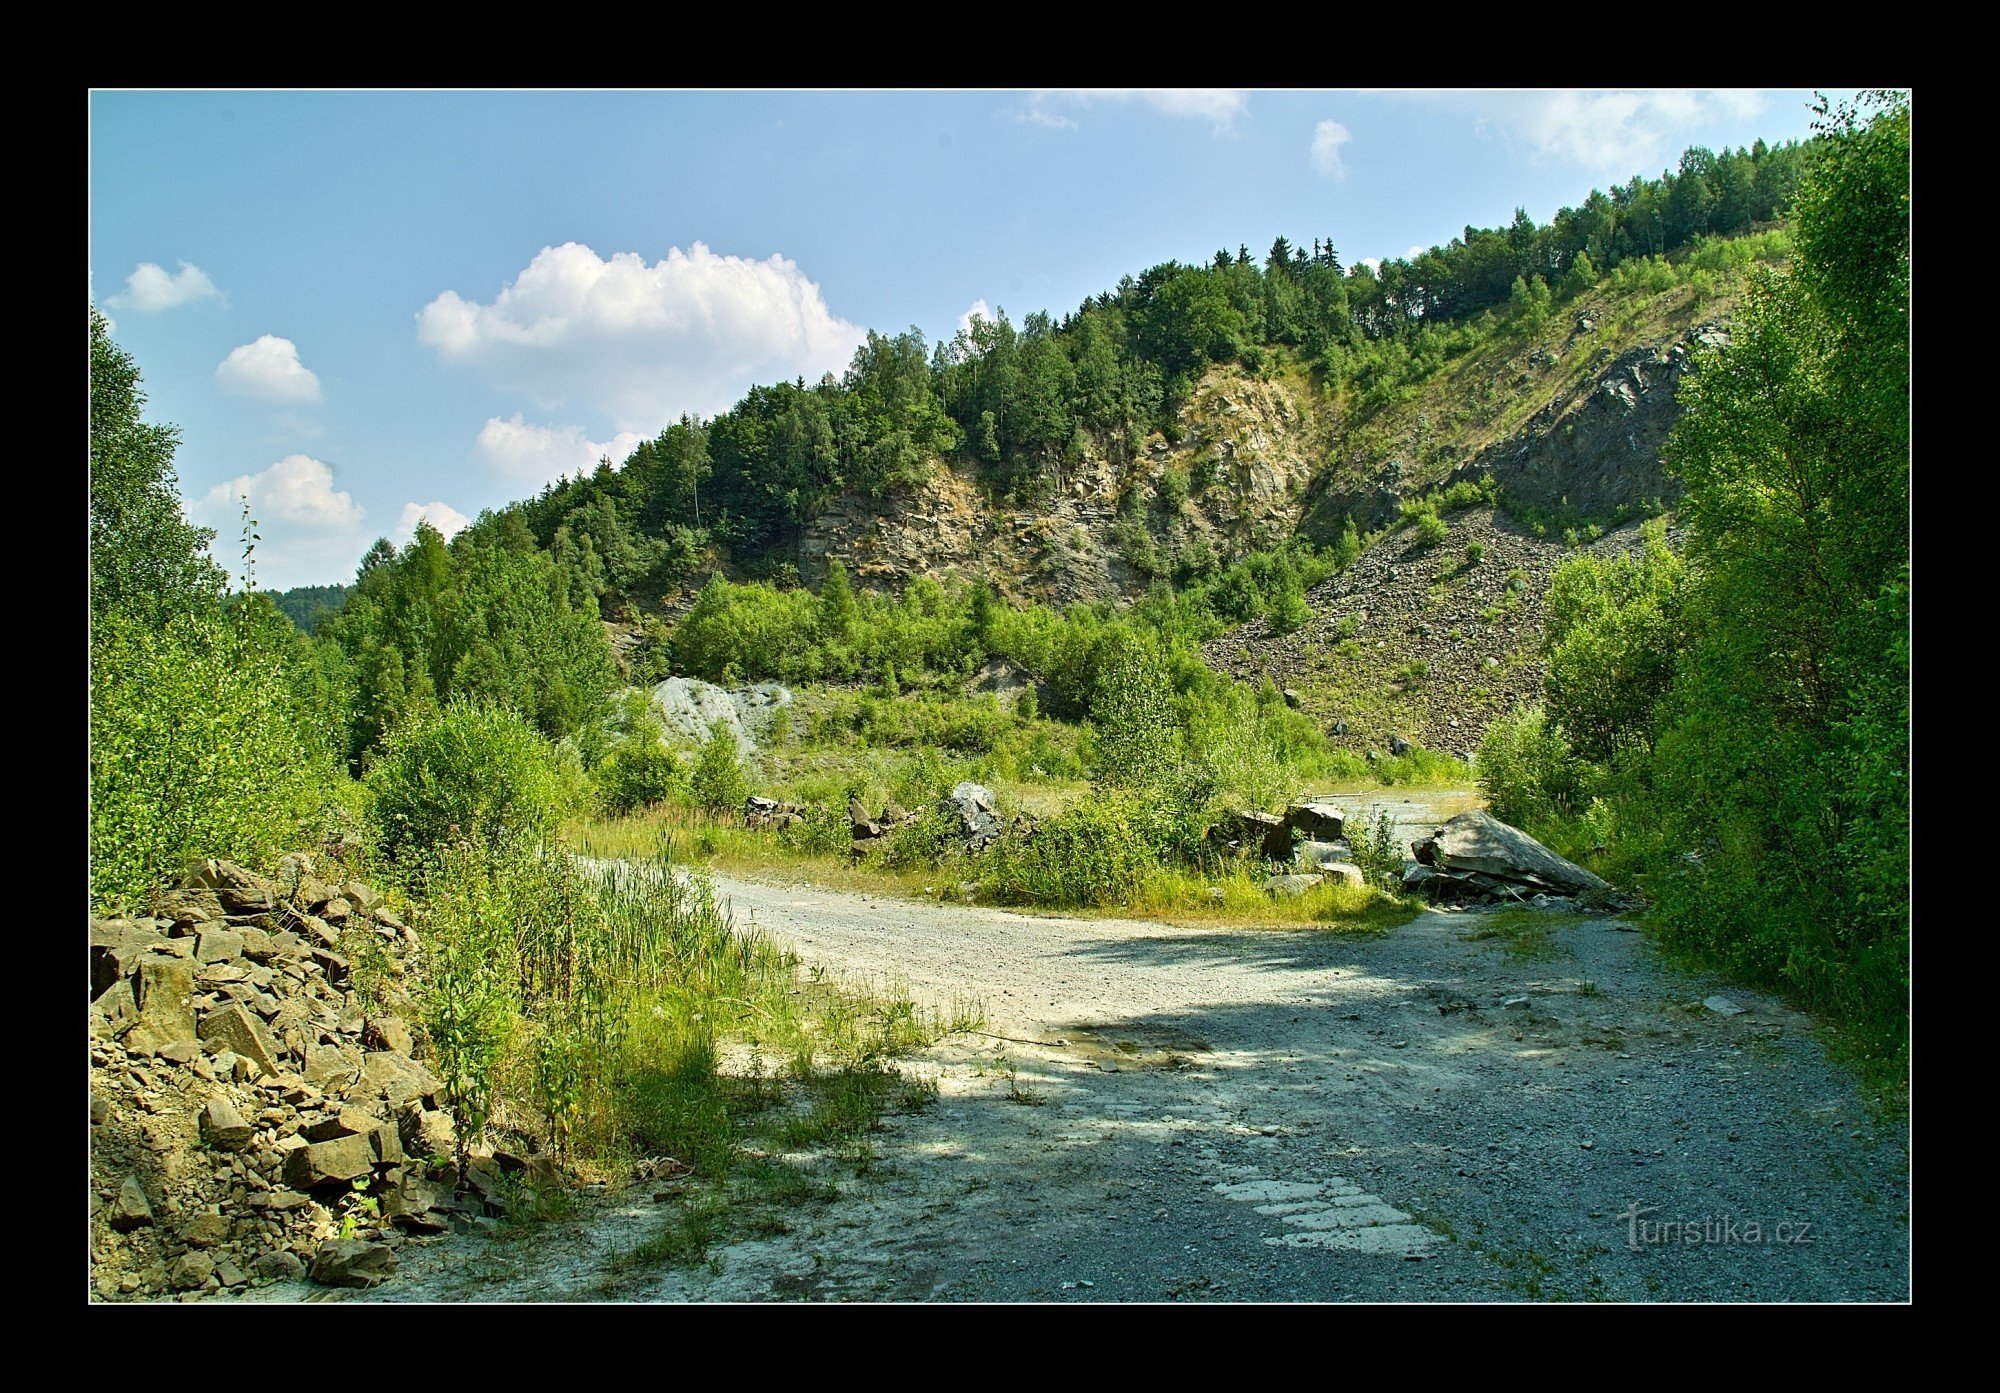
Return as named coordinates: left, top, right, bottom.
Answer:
left=1401, top=810, right=1619, bottom=908
left=88, top=855, right=536, bottom=1302
left=1210, top=800, right=1367, bottom=896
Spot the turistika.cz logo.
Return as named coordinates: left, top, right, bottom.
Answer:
left=1619, top=1203, right=1817, bottom=1252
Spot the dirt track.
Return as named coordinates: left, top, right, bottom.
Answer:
left=348, top=869, right=1908, bottom=1303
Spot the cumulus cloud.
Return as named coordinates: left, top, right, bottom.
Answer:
left=958, top=299, right=995, bottom=336
left=418, top=241, right=865, bottom=430
left=198, top=454, right=361, bottom=530
left=1399, top=89, right=1770, bottom=178
left=1309, top=119, right=1352, bottom=177
left=110, top=260, right=222, bottom=312
left=475, top=414, right=646, bottom=488
left=1015, top=89, right=1248, bottom=133
left=395, top=500, right=472, bottom=543
left=1357, top=256, right=1384, bottom=275
left=190, top=454, right=369, bottom=589
left=215, top=335, right=323, bottom=403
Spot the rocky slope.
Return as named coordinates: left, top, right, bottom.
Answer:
left=1206, top=508, right=1669, bottom=760
left=88, top=856, right=521, bottom=1302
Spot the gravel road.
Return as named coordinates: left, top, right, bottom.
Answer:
left=357, top=867, right=1908, bottom=1303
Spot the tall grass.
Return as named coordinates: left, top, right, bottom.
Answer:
left=408, top=828, right=973, bottom=1258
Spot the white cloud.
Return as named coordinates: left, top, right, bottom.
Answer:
left=199, top=454, right=361, bottom=531
left=191, top=454, right=369, bottom=589
left=110, top=260, right=222, bottom=312
left=1358, top=257, right=1384, bottom=274
left=1406, top=245, right=1427, bottom=260
left=418, top=240, right=865, bottom=430
left=216, top=335, right=323, bottom=403
left=1399, top=89, right=1770, bottom=178
left=395, top=500, right=471, bottom=543
left=1015, top=89, right=1248, bottom=133
left=475, top=413, right=646, bottom=488
left=1309, top=119, right=1352, bottom=177
left=958, top=299, right=995, bottom=336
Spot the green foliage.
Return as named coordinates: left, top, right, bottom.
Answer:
left=89, top=310, right=224, bottom=626
left=982, top=789, right=1209, bottom=909
left=367, top=701, right=571, bottom=866
left=91, top=601, right=332, bottom=910
left=317, top=517, right=618, bottom=767
left=266, top=583, right=355, bottom=634
left=1542, top=521, right=1685, bottom=763
left=1533, top=93, right=1910, bottom=1068
left=1476, top=706, right=1586, bottom=827
left=88, top=310, right=333, bottom=910
left=596, top=691, right=686, bottom=813
left=1089, top=630, right=1182, bottom=790
left=689, top=722, right=749, bottom=814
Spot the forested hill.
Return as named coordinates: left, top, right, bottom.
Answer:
left=267, top=584, right=352, bottom=634
left=451, top=135, right=1808, bottom=618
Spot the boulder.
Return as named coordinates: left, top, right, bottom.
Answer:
left=194, top=927, right=244, bottom=964
left=189, top=860, right=278, bottom=915
left=1318, top=861, right=1366, bottom=888
left=942, top=782, right=1002, bottom=852
left=1211, top=809, right=1292, bottom=860
left=183, top=1212, right=231, bottom=1248
left=110, top=1176, right=154, bottom=1231
left=283, top=1133, right=376, bottom=1189
left=302, top=1041, right=363, bottom=1090
left=1282, top=687, right=1303, bottom=710
left=362, top=1015, right=412, bottom=1055
left=198, top=1002, right=282, bottom=1077
left=1389, top=735, right=1411, bottom=757
left=341, top=880, right=384, bottom=916
left=90, top=920, right=159, bottom=997
left=170, top=1252, right=216, bottom=1291
left=745, top=795, right=806, bottom=830
left=1292, top=838, right=1354, bottom=869
left=1264, top=873, right=1326, bottom=897
left=1282, top=800, right=1346, bottom=844
left=399, top=1101, right=456, bottom=1161
left=125, top=957, right=198, bottom=1055
left=198, top=1098, right=253, bottom=1151
left=253, top=1249, right=306, bottom=1280
left=308, top=1239, right=398, bottom=1289
left=1410, top=811, right=1611, bottom=899
left=302, top=1107, right=384, bottom=1142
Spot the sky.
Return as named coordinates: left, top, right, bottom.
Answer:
left=88, top=87, right=1861, bottom=591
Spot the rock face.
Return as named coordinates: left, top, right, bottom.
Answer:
left=1404, top=810, right=1613, bottom=905
left=639, top=677, right=793, bottom=754
left=88, top=854, right=468, bottom=1303
left=790, top=366, right=1327, bottom=610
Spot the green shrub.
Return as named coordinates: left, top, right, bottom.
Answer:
left=689, top=721, right=749, bottom=814
left=1089, top=631, right=1182, bottom=790
left=91, top=603, right=331, bottom=909
left=596, top=692, right=687, bottom=813
left=367, top=701, right=569, bottom=865
left=1475, top=705, right=1585, bottom=827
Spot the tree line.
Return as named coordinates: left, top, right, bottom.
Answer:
left=500, top=135, right=1810, bottom=596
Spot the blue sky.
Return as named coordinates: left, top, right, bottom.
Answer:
left=89, top=88, right=1857, bottom=590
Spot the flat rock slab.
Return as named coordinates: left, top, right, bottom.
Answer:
left=1413, top=810, right=1610, bottom=897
